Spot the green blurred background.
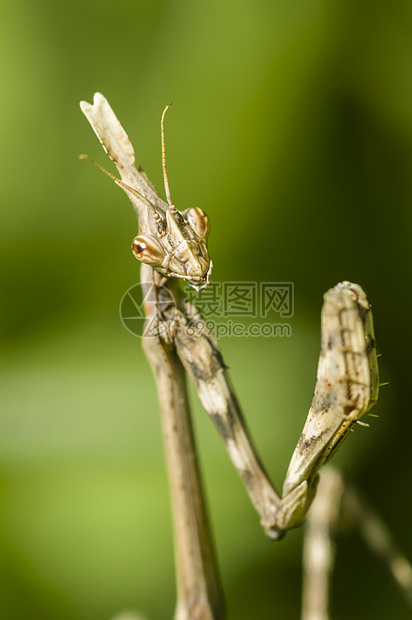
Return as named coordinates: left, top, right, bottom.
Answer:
left=1, top=0, right=412, bottom=618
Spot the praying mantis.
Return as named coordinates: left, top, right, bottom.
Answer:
left=80, top=94, right=411, bottom=620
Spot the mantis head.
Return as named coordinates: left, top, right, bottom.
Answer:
left=80, top=102, right=212, bottom=291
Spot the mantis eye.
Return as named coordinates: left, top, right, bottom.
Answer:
left=131, top=234, right=165, bottom=266
left=183, top=207, right=210, bottom=239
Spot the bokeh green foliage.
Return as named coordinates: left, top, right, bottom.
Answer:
left=1, top=0, right=412, bottom=618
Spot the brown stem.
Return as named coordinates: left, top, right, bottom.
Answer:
left=141, top=265, right=225, bottom=620
left=301, top=469, right=345, bottom=620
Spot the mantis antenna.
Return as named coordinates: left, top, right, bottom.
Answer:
left=161, top=103, right=175, bottom=209
left=78, top=153, right=158, bottom=215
